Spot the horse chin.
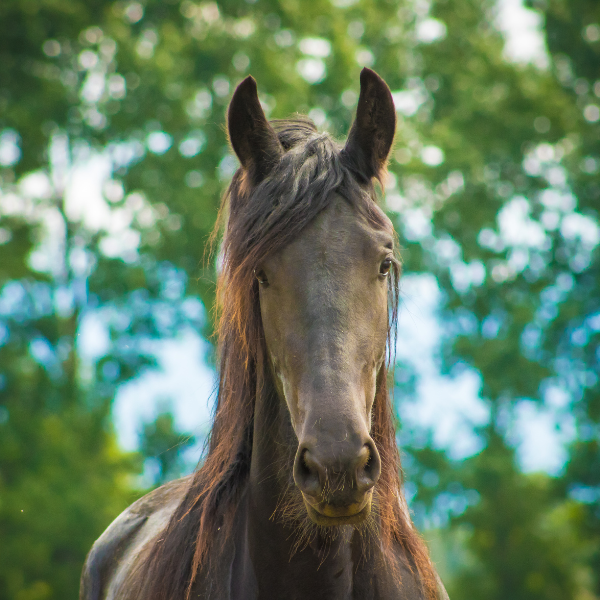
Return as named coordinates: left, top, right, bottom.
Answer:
left=301, top=491, right=373, bottom=527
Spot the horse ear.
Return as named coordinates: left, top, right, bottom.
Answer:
left=227, top=76, right=283, bottom=186
left=342, top=68, right=396, bottom=182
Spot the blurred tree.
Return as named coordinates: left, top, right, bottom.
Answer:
left=139, top=409, right=196, bottom=487
left=410, top=435, right=592, bottom=600
left=396, top=0, right=600, bottom=596
left=0, top=377, right=139, bottom=600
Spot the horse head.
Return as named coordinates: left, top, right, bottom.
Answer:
left=227, top=69, right=397, bottom=526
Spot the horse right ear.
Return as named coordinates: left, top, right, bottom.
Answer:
left=342, top=68, right=396, bottom=183
left=227, top=76, right=283, bottom=187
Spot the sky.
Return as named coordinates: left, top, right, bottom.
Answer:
left=113, top=329, right=215, bottom=451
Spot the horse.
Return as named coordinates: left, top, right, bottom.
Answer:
left=80, top=68, right=449, bottom=600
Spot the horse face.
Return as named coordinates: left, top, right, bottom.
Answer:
left=257, top=195, right=394, bottom=525
left=227, top=68, right=397, bottom=526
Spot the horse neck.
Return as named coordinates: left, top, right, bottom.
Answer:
left=236, top=366, right=427, bottom=600
left=243, top=367, right=359, bottom=597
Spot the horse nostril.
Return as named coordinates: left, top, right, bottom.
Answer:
left=364, top=446, right=372, bottom=471
left=298, top=448, right=312, bottom=478
left=294, top=447, right=323, bottom=497
left=356, top=441, right=381, bottom=493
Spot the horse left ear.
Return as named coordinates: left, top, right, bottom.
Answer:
left=228, top=76, right=284, bottom=187
left=342, top=68, right=396, bottom=183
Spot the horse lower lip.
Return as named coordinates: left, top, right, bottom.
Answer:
left=318, top=502, right=365, bottom=517
left=301, top=492, right=372, bottom=521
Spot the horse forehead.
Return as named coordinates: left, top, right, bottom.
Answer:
left=279, top=195, right=391, bottom=268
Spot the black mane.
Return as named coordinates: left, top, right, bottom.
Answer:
left=227, top=117, right=389, bottom=264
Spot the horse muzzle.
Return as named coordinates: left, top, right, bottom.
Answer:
left=293, top=438, right=381, bottom=526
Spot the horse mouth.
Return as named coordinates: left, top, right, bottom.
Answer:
left=301, top=490, right=373, bottom=526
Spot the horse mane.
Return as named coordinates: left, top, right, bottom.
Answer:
left=128, top=117, right=439, bottom=600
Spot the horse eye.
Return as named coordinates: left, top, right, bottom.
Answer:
left=254, top=268, right=269, bottom=285
left=379, top=258, right=392, bottom=276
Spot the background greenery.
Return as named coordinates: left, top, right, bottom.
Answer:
left=1, top=0, right=599, bottom=598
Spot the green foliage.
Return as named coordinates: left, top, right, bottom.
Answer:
left=448, top=437, right=585, bottom=600
left=408, top=435, right=596, bottom=599
left=1, top=0, right=600, bottom=597
left=139, top=410, right=196, bottom=486
left=0, top=349, right=141, bottom=599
